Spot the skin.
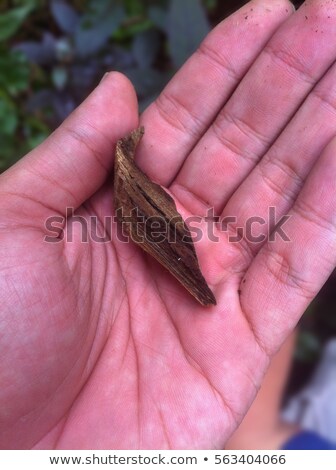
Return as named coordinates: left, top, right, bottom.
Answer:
left=226, top=332, right=300, bottom=450
left=0, top=0, right=336, bottom=449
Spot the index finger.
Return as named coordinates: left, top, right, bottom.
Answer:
left=137, top=0, right=294, bottom=185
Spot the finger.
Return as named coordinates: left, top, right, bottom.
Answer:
left=240, top=137, right=336, bottom=355
left=171, top=0, right=336, bottom=215
left=0, top=72, right=138, bottom=228
left=220, top=59, right=336, bottom=268
left=137, top=0, right=294, bottom=185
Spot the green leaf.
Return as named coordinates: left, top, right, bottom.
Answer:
left=203, top=0, right=218, bottom=10
left=124, top=0, right=146, bottom=16
left=0, top=5, right=33, bottom=42
left=12, top=0, right=38, bottom=8
left=0, top=49, right=30, bottom=95
left=167, top=0, right=210, bottom=68
left=295, top=331, right=321, bottom=362
left=23, top=116, right=50, bottom=150
left=0, top=92, right=18, bottom=135
left=113, top=18, right=153, bottom=40
left=0, top=136, right=21, bottom=172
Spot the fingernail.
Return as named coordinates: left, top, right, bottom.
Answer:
left=100, top=72, right=111, bottom=83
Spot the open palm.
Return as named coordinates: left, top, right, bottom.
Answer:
left=1, top=0, right=336, bottom=449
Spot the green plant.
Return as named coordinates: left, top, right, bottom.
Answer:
left=0, top=1, right=49, bottom=171
left=0, top=0, right=214, bottom=171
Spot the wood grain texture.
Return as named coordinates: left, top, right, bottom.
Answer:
left=114, top=127, right=216, bottom=306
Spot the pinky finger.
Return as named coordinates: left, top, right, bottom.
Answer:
left=240, top=137, right=336, bottom=355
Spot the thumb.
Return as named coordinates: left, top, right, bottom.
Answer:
left=0, top=72, right=139, bottom=227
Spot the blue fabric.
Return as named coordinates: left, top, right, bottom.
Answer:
left=282, top=430, right=336, bottom=450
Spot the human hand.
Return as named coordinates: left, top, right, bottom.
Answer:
left=1, top=0, right=336, bottom=449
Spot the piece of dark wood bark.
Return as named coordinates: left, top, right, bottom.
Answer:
left=114, top=126, right=216, bottom=306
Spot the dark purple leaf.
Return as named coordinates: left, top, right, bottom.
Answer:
left=14, top=33, right=56, bottom=65
left=101, top=45, right=135, bottom=69
left=26, top=89, right=75, bottom=123
left=168, top=0, right=210, bottom=68
left=74, top=5, right=125, bottom=58
left=70, top=63, right=101, bottom=90
left=52, top=92, right=76, bottom=120
left=26, top=89, right=56, bottom=112
left=124, top=68, right=170, bottom=99
left=51, top=0, right=79, bottom=35
left=132, top=30, right=161, bottom=69
left=148, top=6, right=167, bottom=32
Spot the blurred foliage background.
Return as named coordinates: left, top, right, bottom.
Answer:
left=0, top=0, right=218, bottom=170
left=0, top=0, right=334, bottom=393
